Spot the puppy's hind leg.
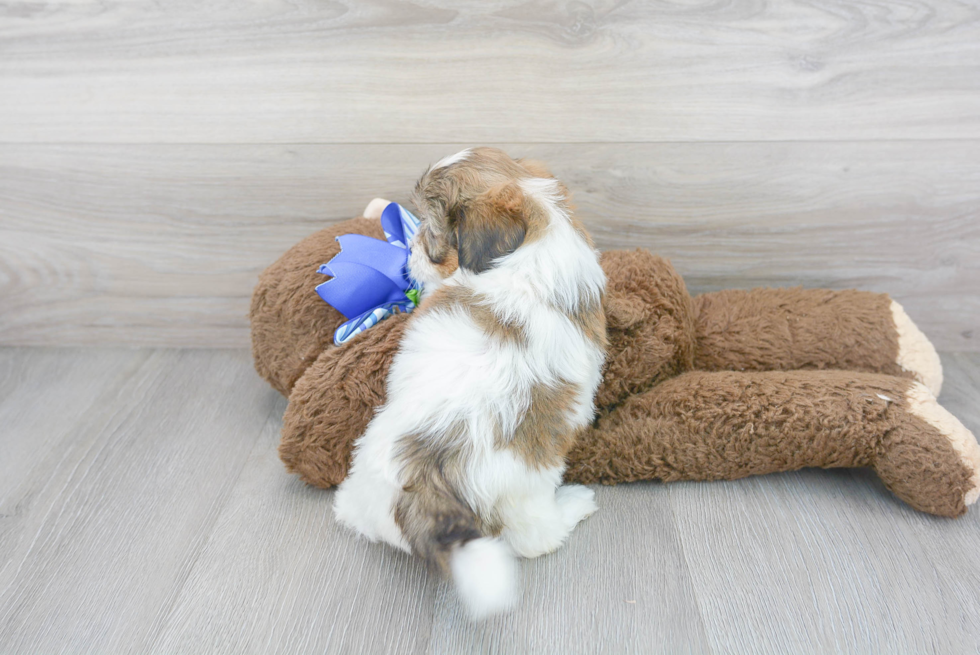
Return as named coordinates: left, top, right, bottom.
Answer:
left=499, top=480, right=597, bottom=559
left=333, top=463, right=408, bottom=551
left=556, top=483, right=599, bottom=526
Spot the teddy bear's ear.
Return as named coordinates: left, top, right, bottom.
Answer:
left=604, top=293, right=646, bottom=329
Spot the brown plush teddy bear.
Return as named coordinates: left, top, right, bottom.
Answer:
left=250, top=201, right=980, bottom=518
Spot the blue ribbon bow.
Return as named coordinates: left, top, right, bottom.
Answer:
left=316, top=202, right=422, bottom=345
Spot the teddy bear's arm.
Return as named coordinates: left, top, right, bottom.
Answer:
left=691, top=288, right=943, bottom=396
left=564, top=369, right=980, bottom=517
left=251, top=217, right=387, bottom=396
left=277, top=311, right=407, bottom=489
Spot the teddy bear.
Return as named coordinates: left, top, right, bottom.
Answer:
left=250, top=200, right=980, bottom=518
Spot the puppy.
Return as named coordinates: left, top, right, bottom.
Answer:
left=333, top=147, right=607, bottom=618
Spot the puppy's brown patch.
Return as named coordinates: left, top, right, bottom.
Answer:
left=416, top=284, right=475, bottom=312
left=504, top=381, right=583, bottom=470
left=517, top=158, right=554, bottom=179
left=394, top=427, right=505, bottom=572
left=470, top=302, right=526, bottom=346
left=417, top=226, right=460, bottom=278
left=393, top=430, right=478, bottom=575
left=570, top=300, right=608, bottom=350
left=418, top=286, right=526, bottom=346
left=456, top=182, right=528, bottom=273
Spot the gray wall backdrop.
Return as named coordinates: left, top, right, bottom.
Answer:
left=1, top=1, right=977, bottom=349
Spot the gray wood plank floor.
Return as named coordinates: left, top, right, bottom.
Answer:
left=2, top=347, right=980, bottom=654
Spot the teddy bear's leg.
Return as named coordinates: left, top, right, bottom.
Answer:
left=692, top=288, right=943, bottom=396
left=876, top=381, right=980, bottom=515
left=565, top=370, right=979, bottom=517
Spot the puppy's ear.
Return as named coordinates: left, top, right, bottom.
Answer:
left=456, top=182, right=527, bottom=274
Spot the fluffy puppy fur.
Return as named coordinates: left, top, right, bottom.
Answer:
left=333, top=148, right=607, bottom=619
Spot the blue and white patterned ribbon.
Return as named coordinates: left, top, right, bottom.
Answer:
left=315, top=202, right=422, bottom=346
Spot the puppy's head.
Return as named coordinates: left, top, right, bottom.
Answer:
left=409, top=148, right=554, bottom=286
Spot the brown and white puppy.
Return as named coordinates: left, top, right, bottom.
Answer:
left=333, top=148, right=607, bottom=618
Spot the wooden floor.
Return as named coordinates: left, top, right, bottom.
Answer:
left=1, top=346, right=979, bottom=654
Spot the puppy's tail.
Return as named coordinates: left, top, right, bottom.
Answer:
left=450, top=536, right=516, bottom=619
left=395, top=474, right=516, bottom=619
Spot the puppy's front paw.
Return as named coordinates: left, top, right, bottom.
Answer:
left=556, top=484, right=598, bottom=527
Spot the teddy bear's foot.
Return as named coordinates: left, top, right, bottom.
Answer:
left=362, top=198, right=392, bottom=220
left=874, top=382, right=980, bottom=516
left=890, top=300, right=944, bottom=397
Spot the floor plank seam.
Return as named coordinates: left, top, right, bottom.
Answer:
left=141, top=392, right=282, bottom=653
left=0, top=350, right=156, bottom=605
left=665, top=486, right=717, bottom=655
